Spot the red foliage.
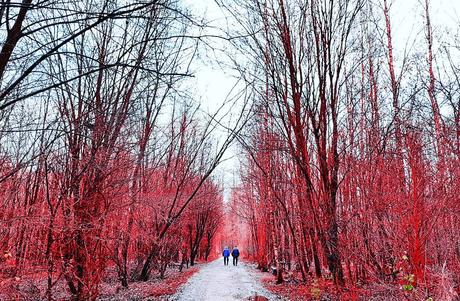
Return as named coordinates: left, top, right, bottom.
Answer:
left=224, top=0, right=460, bottom=300
left=1, top=0, right=460, bottom=300
left=261, top=274, right=370, bottom=301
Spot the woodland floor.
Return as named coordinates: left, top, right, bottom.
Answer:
left=0, top=263, right=200, bottom=300
left=171, top=259, right=283, bottom=301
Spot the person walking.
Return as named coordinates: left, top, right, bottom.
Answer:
left=231, top=246, right=240, bottom=266
left=222, top=247, right=230, bottom=266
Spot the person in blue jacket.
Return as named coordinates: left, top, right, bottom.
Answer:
left=231, top=246, right=240, bottom=266
left=222, top=247, right=230, bottom=266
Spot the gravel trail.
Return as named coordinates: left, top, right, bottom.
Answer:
left=171, top=259, right=281, bottom=301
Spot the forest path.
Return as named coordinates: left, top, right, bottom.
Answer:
left=171, top=258, right=280, bottom=301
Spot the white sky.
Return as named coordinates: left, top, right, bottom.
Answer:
left=181, top=0, right=244, bottom=202
left=181, top=0, right=460, bottom=201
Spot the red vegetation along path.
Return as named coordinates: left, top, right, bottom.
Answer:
left=223, top=0, right=460, bottom=300
left=0, top=1, right=235, bottom=299
left=1, top=0, right=460, bottom=300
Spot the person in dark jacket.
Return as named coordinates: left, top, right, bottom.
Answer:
left=231, top=246, right=240, bottom=266
left=222, top=247, right=230, bottom=266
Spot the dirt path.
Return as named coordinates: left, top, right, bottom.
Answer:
left=171, top=259, right=281, bottom=301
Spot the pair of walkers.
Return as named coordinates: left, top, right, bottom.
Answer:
left=222, top=246, right=240, bottom=266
